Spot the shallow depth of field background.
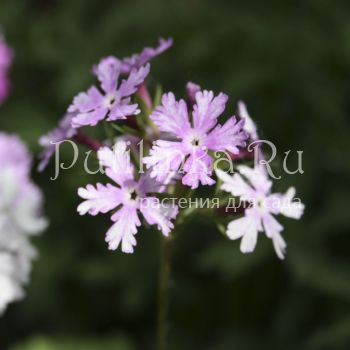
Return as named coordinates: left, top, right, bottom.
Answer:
left=0, top=0, right=350, bottom=349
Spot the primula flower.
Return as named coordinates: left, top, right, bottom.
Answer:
left=144, top=90, right=248, bottom=189
left=77, top=141, right=178, bottom=253
left=216, top=165, right=304, bottom=259
left=38, top=113, right=77, bottom=171
left=120, top=37, right=173, bottom=74
left=0, top=133, right=47, bottom=313
left=68, top=56, right=150, bottom=128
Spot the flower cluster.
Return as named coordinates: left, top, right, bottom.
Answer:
left=0, top=35, right=13, bottom=104
left=39, top=38, right=304, bottom=258
left=0, top=133, right=47, bottom=313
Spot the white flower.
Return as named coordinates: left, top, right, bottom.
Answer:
left=0, top=133, right=47, bottom=314
left=217, top=165, right=304, bottom=259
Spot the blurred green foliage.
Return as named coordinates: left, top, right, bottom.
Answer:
left=11, top=336, right=133, bottom=350
left=0, top=0, right=349, bottom=349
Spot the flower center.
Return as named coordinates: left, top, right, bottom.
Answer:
left=255, top=195, right=268, bottom=213
left=184, top=130, right=207, bottom=151
left=190, top=137, right=201, bottom=147
left=124, top=184, right=140, bottom=205
left=129, top=188, right=138, bottom=201
left=104, top=92, right=119, bottom=109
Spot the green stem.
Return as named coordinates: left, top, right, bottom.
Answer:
left=157, top=234, right=172, bottom=350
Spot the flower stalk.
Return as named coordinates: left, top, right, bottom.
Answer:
left=73, top=130, right=102, bottom=152
left=157, top=234, right=172, bottom=350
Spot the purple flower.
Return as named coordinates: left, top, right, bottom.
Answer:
left=120, top=37, right=173, bottom=74
left=77, top=141, right=178, bottom=253
left=143, top=90, right=248, bottom=189
left=216, top=165, right=304, bottom=259
left=38, top=113, right=77, bottom=172
left=0, top=36, right=13, bottom=104
left=69, top=56, right=150, bottom=128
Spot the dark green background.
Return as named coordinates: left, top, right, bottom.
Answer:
left=0, top=0, right=349, bottom=349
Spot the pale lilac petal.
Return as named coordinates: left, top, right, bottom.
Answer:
left=138, top=171, right=166, bottom=194
left=69, top=86, right=106, bottom=128
left=161, top=200, right=179, bottom=220
left=77, top=183, right=123, bottom=216
left=278, top=187, right=305, bottom=219
left=264, top=193, right=284, bottom=215
left=37, top=148, right=54, bottom=173
left=227, top=216, right=260, bottom=253
left=68, top=86, right=104, bottom=114
left=216, top=169, right=256, bottom=201
left=192, top=90, right=228, bottom=132
left=271, top=231, right=287, bottom=260
left=226, top=217, right=247, bottom=240
left=262, top=213, right=283, bottom=238
left=140, top=197, right=178, bottom=236
left=71, top=107, right=108, bottom=128
left=240, top=226, right=259, bottom=254
left=97, top=142, right=134, bottom=186
left=182, top=151, right=215, bottom=189
left=262, top=213, right=286, bottom=259
left=237, top=165, right=272, bottom=195
left=107, top=206, right=141, bottom=253
left=120, top=37, right=173, bottom=74
left=150, top=92, right=191, bottom=137
left=237, top=101, right=259, bottom=140
left=38, top=113, right=77, bottom=171
left=143, top=140, right=186, bottom=183
left=93, top=56, right=120, bottom=93
left=108, top=99, right=139, bottom=121
left=118, top=64, right=150, bottom=98
left=205, top=117, right=248, bottom=154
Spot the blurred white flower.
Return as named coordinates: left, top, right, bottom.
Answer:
left=0, top=133, right=47, bottom=314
